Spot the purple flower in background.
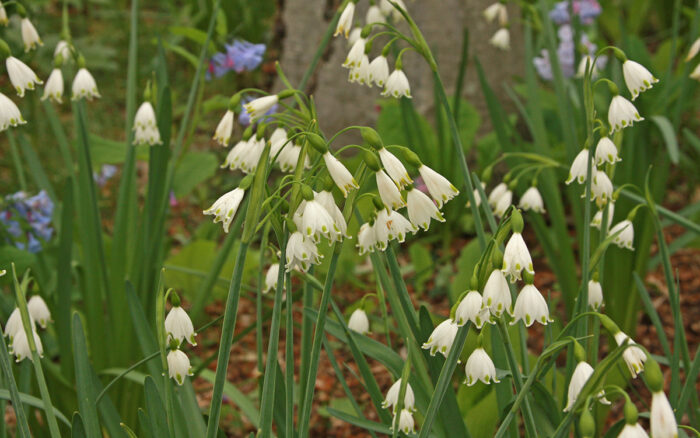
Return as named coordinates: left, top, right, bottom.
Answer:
left=549, top=0, right=601, bottom=25
left=93, top=164, right=118, bottom=187
left=206, top=39, right=266, bottom=80
left=1, top=190, right=54, bottom=253
left=238, top=95, right=277, bottom=127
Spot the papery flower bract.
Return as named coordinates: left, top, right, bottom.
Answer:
left=483, top=269, right=511, bottom=317
left=609, top=219, right=634, bottom=250
left=511, top=284, right=551, bottom=326
left=419, top=165, right=458, bottom=208
left=595, top=136, right=621, bottom=165
left=591, top=203, right=614, bottom=230
left=264, top=263, right=280, bottom=294
left=455, top=291, right=490, bottom=328
left=406, top=187, right=445, bottom=231
left=608, top=95, right=643, bottom=132
left=41, top=68, right=64, bottom=103
left=623, top=60, right=658, bottom=100
left=369, top=56, right=390, bottom=87
left=381, top=69, right=411, bottom=98
left=285, top=231, right=322, bottom=272
left=244, top=95, right=278, bottom=123
left=464, top=347, right=500, bottom=385
left=165, top=306, right=196, bottom=346
left=376, top=170, right=405, bottom=209
left=650, top=391, right=678, bottom=438
left=393, top=409, right=415, bottom=435
left=344, top=38, right=366, bottom=69
left=618, top=423, right=649, bottom=438
left=133, top=102, right=162, bottom=145
left=518, top=187, right=545, bottom=213
left=6, top=57, right=42, bottom=97
left=590, top=170, right=613, bottom=208
left=0, top=92, right=26, bottom=131
left=588, top=279, right=603, bottom=310
left=563, top=361, right=610, bottom=411
left=502, top=232, right=534, bottom=283
left=21, top=18, right=42, bottom=52
left=483, top=3, right=508, bottom=26
left=378, top=148, right=411, bottom=188
left=10, top=327, right=42, bottom=362
left=614, top=332, right=647, bottom=378
left=382, top=378, right=415, bottom=412
left=72, top=68, right=100, bottom=100
left=334, top=2, right=355, bottom=38
left=566, top=149, right=590, bottom=185
left=489, top=28, right=510, bottom=51
left=27, top=296, right=51, bottom=329
left=203, top=187, right=245, bottom=233
left=348, top=308, right=370, bottom=334
left=213, top=110, right=234, bottom=146
left=315, top=190, right=348, bottom=241
left=422, top=318, right=458, bottom=358
left=366, top=5, right=386, bottom=24
left=167, top=349, right=193, bottom=385
left=323, top=152, right=358, bottom=197
left=493, top=189, right=513, bottom=218
left=301, top=199, right=338, bottom=242
left=385, top=209, right=416, bottom=243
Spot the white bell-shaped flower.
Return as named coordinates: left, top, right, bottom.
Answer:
left=269, top=127, right=287, bottom=157
left=614, top=332, right=647, bottom=378
left=0, top=4, right=7, bottom=26
left=382, top=378, right=415, bottom=412
left=618, top=423, right=649, bottom=438
left=464, top=347, right=500, bottom=385
left=386, top=209, right=417, bottom=243
left=609, top=219, right=634, bottom=250
left=343, top=38, right=366, bottom=69
left=165, top=306, right=196, bottom=346
left=133, top=101, right=162, bottom=146
left=381, top=69, right=411, bottom=98
left=422, top=318, right=459, bottom=358
left=203, top=187, right=245, bottom=233
left=590, top=170, right=613, bottom=208
left=576, top=55, right=601, bottom=79
left=483, top=269, right=511, bottom=317
left=455, top=291, right=490, bottom=328
left=54, top=40, right=71, bottom=62
left=419, top=165, right=458, bottom=208
left=622, top=60, right=658, bottom=100
left=393, top=409, right=415, bottom=434
left=493, top=190, right=513, bottom=218
left=511, top=284, right=551, bottom=326
left=650, top=391, right=677, bottom=438
left=334, top=2, right=355, bottom=38
left=591, top=203, right=614, bottom=230
left=488, top=183, right=508, bottom=207
left=221, top=139, right=249, bottom=170
left=239, top=137, right=265, bottom=173
left=348, top=54, right=371, bottom=85
left=72, top=68, right=100, bottom=100
left=167, top=349, right=192, bottom=385
left=301, top=199, right=338, bottom=243
left=278, top=144, right=310, bottom=172
left=366, top=5, right=386, bottom=24
left=563, top=361, right=611, bottom=411
left=467, top=182, right=486, bottom=208
left=6, top=57, right=42, bottom=97
left=489, top=28, right=510, bottom=50
left=0, top=92, right=26, bottom=131
left=213, top=110, right=234, bottom=146
left=348, top=308, right=370, bottom=334
left=244, top=95, right=278, bottom=122
left=502, top=232, right=534, bottom=283
left=518, top=187, right=545, bottom=213
left=4, top=308, right=33, bottom=343
left=27, top=296, right=51, bottom=329
left=595, top=137, right=621, bottom=165
left=588, top=280, right=603, bottom=310
left=406, top=187, right=445, bottom=231
left=379, top=0, right=406, bottom=20
left=372, top=209, right=393, bottom=251
left=315, top=190, right=348, bottom=241
left=608, top=95, right=643, bottom=133
left=356, top=222, right=377, bottom=255
left=566, top=149, right=590, bottom=185
left=369, top=55, right=390, bottom=87
left=376, top=170, right=405, bottom=209
left=323, top=152, right=358, bottom=197
left=285, top=231, right=322, bottom=272
left=41, top=68, right=64, bottom=103
left=378, top=148, right=411, bottom=188
left=21, top=18, right=42, bottom=52
left=687, top=37, right=700, bottom=61
left=264, top=263, right=280, bottom=294
left=348, top=27, right=362, bottom=47
left=10, top=327, right=42, bottom=362
left=483, top=3, right=508, bottom=26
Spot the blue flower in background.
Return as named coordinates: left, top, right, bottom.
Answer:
left=0, top=190, right=54, bottom=253
left=207, top=39, right=266, bottom=80
left=94, top=164, right=118, bottom=187
left=549, top=0, right=601, bottom=25
left=238, top=95, right=277, bottom=127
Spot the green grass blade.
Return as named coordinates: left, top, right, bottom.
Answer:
left=125, top=282, right=162, bottom=380
left=71, top=413, right=85, bottom=438
left=55, top=182, right=75, bottom=377
left=677, top=346, right=700, bottom=421
left=176, top=381, right=207, bottom=438
left=326, top=409, right=393, bottom=435
left=72, top=312, right=101, bottom=437
left=199, top=369, right=260, bottom=428
left=17, top=134, right=56, bottom=201
left=0, top=337, right=31, bottom=437
left=7, top=129, right=27, bottom=191
left=144, top=377, right=169, bottom=437
left=633, top=273, right=672, bottom=359
left=0, top=389, right=70, bottom=428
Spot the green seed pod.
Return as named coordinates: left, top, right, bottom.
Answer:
left=579, top=408, right=596, bottom=438
left=361, top=127, right=383, bottom=149
left=511, top=209, right=524, bottom=233
left=301, top=185, right=315, bottom=202
left=644, top=358, right=663, bottom=393
left=401, top=148, right=422, bottom=168
left=277, top=89, right=296, bottom=99
left=363, top=150, right=381, bottom=172
left=306, top=133, right=328, bottom=154
left=623, top=399, right=638, bottom=425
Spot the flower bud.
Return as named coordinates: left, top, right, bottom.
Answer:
left=363, top=150, right=381, bottom=172
left=511, top=209, right=524, bottom=233
left=623, top=398, right=638, bottom=425
left=402, top=148, right=422, bottom=168
left=307, top=133, right=328, bottom=153
left=579, top=408, right=596, bottom=438
left=644, top=358, right=663, bottom=393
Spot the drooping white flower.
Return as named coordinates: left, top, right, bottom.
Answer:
left=385, top=209, right=417, bottom=243
left=72, top=68, right=100, bottom=100
left=323, top=152, right=358, bottom=197
left=3, top=308, right=33, bottom=343
left=6, top=57, right=42, bottom=97
left=614, top=332, right=647, bottom=378
left=269, top=127, right=287, bottom=158
left=595, top=137, right=621, bottom=165
left=376, top=170, right=405, bottom=209
left=213, top=110, right=234, bottom=146
left=511, top=284, right=551, bottom=326
left=264, top=263, right=280, bottom=294
left=167, top=349, right=193, bottom=385
left=285, top=231, right=322, bottom=272
left=466, top=182, right=486, bottom=208
left=301, top=199, right=338, bottom=243
left=493, top=189, right=513, bottom=218
left=9, top=327, right=42, bottom=362
left=590, top=170, right=613, bottom=208
left=343, top=38, right=366, bottom=69
left=0, top=92, right=26, bottom=131
left=372, top=209, right=393, bottom=251
left=0, top=3, right=7, bottom=26
left=518, top=187, right=545, bottom=213
left=588, top=280, right=603, bottom=310
left=334, top=2, right=355, bottom=38
left=483, top=3, right=508, bottom=26
left=650, top=391, right=678, bottom=438
left=576, top=55, right=600, bottom=78
left=366, top=5, right=386, bottom=24
left=379, top=0, right=406, bottom=20
left=566, top=149, right=591, bottom=185
left=687, top=37, right=700, bottom=62
left=382, top=378, right=415, bottom=412
left=488, top=183, right=508, bottom=207
left=406, top=187, right=445, bottom=231
left=348, top=54, right=371, bottom=85
left=378, top=148, right=411, bottom=188
left=315, top=190, right=348, bottom=241
left=608, top=95, right=643, bottom=133
left=244, top=95, right=278, bottom=122
left=348, top=308, right=370, bottom=334
left=455, top=291, right=490, bottom=328
left=419, top=165, right=458, bottom=208
left=609, top=219, right=635, bottom=250
left=239, top=137, right=265, bottom=173
left=133, top=101, right=161, bottom=146
left=502, top=232, right=534, bottom=283
left=54, top=40, right=71, bottom=61
left=563, top=361, right=611, bottom=411
left=483, top=269, right=511, bottom=317
left=41, top=68, right=64, bottom=103
left=422, top=318, right=459, bottom=358
left=27, top=296, right=51, bottom=329
left=489, top=28, right=510, bottom=51
left=591, top=203, right=614, bottom=230
left=203, top=187, right=245, bottom=233
left=21, top=18, right=42, bottom=52
left=221, top=139, right=248, bottom=170
left=382, top=69, right=411, bottom=98
left=165, top=306, right=196, bottom=346
left=393, top=409, right=415, bottom=435
left=356, top=222, right=377, bottom=255
left=348, top=27, right=362, bottom=47
left=618, top=423, right=649, bottom=438
left=369, top=56, right=390, bottom=87
left=278, top=144, right=310, bottom=172
left=622, top=60, right=658, bottom=100
left=464, top=347, right=500, bottom=385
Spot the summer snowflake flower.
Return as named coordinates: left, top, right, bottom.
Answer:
left=0, top=92, right=26, bottom=131
left=614, top=332, right=647, bottom=378
left=563, top=361, right=610, bottom=411
left=165, top=306, right=196, bottom=346
left=348, top=308, right=370, bottom=334
left=348, top=54, right=370, bottom=85
left=687, top=37, right=700, bottom=61
left=502, top=232, right=534, bottom=283
left=9, top=327, right=42, bottom=362
left=213, top=110, right=234, bottom=146
left=591, top=203, right=614, bottom=230
left=366, top=5, right=386, bottom=24
left=382, top=69, right=411, bottom=98
left=285, top=231, right=322, bottom=272
left=42, top=68, right=64, bottom=103
left=609, top=219, right=634, bottom=250
left=588, top=280, right=603, bottom=310
left=27, top=296, right=51, bottom=329
left=466, top=182, right=486, bottom=208
left=244, top=95, right=278, bottom=122
left=203, top=187, right=245, bottom=233
left=315, top=190, right=348, bottom=241
left=21, top=18, right=42, bottom=52
left=334, top=2, right=355, bottom=38
left=264, top=264, right=280, bottom=294
left=608, top=95, right=643, bottom=133
left=393, top=409, right=415, bottom=434
left=386, top=209, right=417, bottom=243
left=357, top=222, right=377, bottom=255
left=483, top=3, right=508, bottom=26
left=464, top=348, right=500, bottom=385
left=422, top=318, right=459, bottom=358
left=6, top=57, right=42, bottom=97
left=488, top=183, right=508, bottom=207
left=369, top=56, right=390, bottom=87
left=221, top=139, right=249, bottom=170
left=419, top=165, right=459, bottom=208
left=269, top=127, right=287, bottom=158
left=378, top=147, right=411, bottom=188
left=493, top=189, right=513, bottom=218
left=622, top=60, right=658, bottom=100
left=371, top=210, right=393, bottom=251
left=54, top=40, right=71, bottom=62
left=379, top=0, right=406, bottom=21
left=455, top=291, right=490, bottom=328
left=344, top=38, right=366, bottom=69
left=566, top=149, right=590, bottom=185
left=239, top=137, right=265, bottom=173
left=483, top=269, right=511, bottom=317
left=72, top=68, right=100, bottom=100
left=382, top=379, right=415, bottom=412
left=618, top=423, right=649, bottom=438
left=518, top=187, right=545, bottom=213
left=167, top=349, right=192, bottom=385
left=377, top=170, right=405, bottom=209
left=489, top=28, right=510, bottom=51
left=0, top=3, right=7, bottom=26
left=590, top=170, right=613, bottom=207
left=278, top=143, right=310, bottom=172
left=650, top=391, right=678, bottom=438
left=576, top=55, right=600, bottom=78
left=301, top=199, right=338, bottom=242
left=595, top=136, right=621, bottom=165
left=133, top=102, right=162, bottom=146
left=511, top=284, right=551, bottom=326
left=348, top=27, right=362, bottom=47
left=406, top=187, right=445, bottom=231
left=3, top=308, right=33, bottom=343
left=323, top=152, right=358, bottom=197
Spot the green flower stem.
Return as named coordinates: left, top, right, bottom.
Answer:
left=619, top=190, right=700, bottom=235
left=256, top=223, right=271, bottom=379
left=0, top=327, right=30, bottom=437
left=298, top=266, right=315, bottom=409
left=95, top=351, right=160, bottom=404
left=154, top=271, right=176, bottom=437
left=7, top=130, right=27, bottom=191
left=284, top=271, right=294, bottom=438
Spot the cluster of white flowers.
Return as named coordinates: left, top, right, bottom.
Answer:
left=484, top=2, right=510, bottom=51
left=483, top=182, right=546, bottom=217
left=3, top=295, right=51, bottom=362
left=164, top=297, right=196, bottom=386
left=381, top=378, right=417, bottom=434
